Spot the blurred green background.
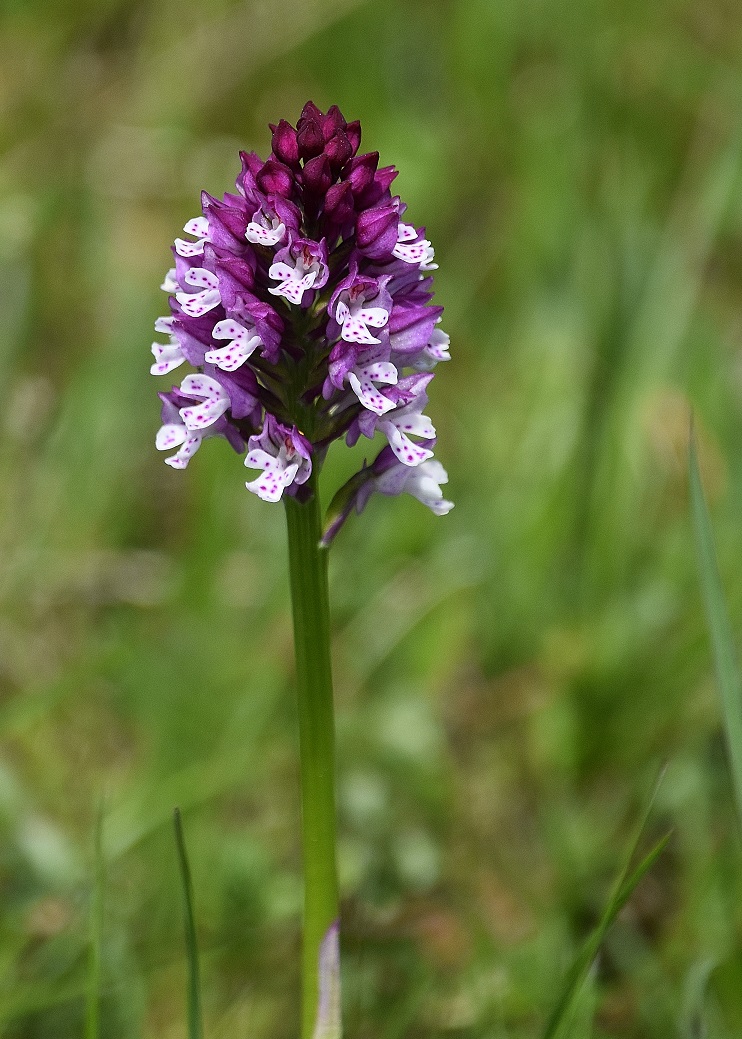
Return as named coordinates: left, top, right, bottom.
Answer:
left=2, top=0, right=742, bottom=1035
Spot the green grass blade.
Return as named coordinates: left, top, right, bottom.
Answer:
left=84, top=802, right=104, bottom=1039
left=542, top=772, right=669, bottom=1039
left=173, top=808, right=204, bottom=1039
left=689, top=428, right=742, bottom=828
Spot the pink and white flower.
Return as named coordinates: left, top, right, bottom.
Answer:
left=392, top=223, right=434, bottom=267
left=346, top=345, right=398, bottom=414
left=378, top=394, right=436, bottom=466
left=155, top=417, right=202, bottom=470
left=244, top=416, right=312, bottom=502
left=268, top=240, right=328, bottom=306
left=204, top=318, right=262, bottom=371
left=175, top=268, right=221, bottom=317
left=178, top=374, right=230, bottom=430
left=246, top=208, right=286, bottom=247
left=174, top=216, right=210, bottom=258
left=150, top=316, right=186, bottom=375
left=335, top=294, right=389, bottom=345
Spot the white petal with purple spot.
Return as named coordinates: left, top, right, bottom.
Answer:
left=176, top=268, right=221, bottom=317
left=336, top=298, right=389, bottom=345
left=392, top=222, right=433, bottom=267
left=150, top=340, right=185, bottom=375
left=347, top=361, right=398, bottom=415
left=383, top=425, right=435, bottom=466
left=204, top=318, right=262, bottom=371
left=156, top=422, right=203, bottom=469
left=160, top=268, right=178, bottom=292
left=178, top=374, right=230, bottom=430
left=246, top=218, right=285, bottom=246
left=174, top=216, right=209, bottom=257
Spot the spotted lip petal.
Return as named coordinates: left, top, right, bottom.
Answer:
left=268, top=261, right=318, bottom=306
left=164, top=434, right=202, bottom=468
left=155, top=421, right=203, bottom=469
left=335, top=293, right=390, bottom=345
left=150, top=340, right=185, bottom=375
left=204, top=318, right=262, bottom=371
left=176, top=268, right=221, bottom=317
left=178, top=373, right=230, bottom=430
left=174, top=216, right=210, bottom=257
left=347, top=360, right=398, bottom=414
left=384, top=425, right=435, bottom=465
left=243, top=415, right=312, bottom=501
left=246, top=216, right=286, bottom=246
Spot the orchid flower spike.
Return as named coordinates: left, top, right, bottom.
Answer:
left=150, top=101, right=451, bottom=535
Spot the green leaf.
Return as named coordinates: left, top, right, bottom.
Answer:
left=542, top=772, right=670, bottom=1039
left=174, top=808, right=204, bottom=1039
left=689, top=427, right=742, bottom=829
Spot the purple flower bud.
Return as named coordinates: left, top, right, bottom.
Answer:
left=323, top=181, right=355, bottom=228
left=344, top=120, right=361, bottom=156
left=357, top=164, right=398, bottom=209
left=356, top=204, right=399, bottom=259
left=344, top=152, right=379, bottom=197
left=214, top=253, right=256, bottom=311
left=297, top=100, right=324, bottom=126
left=321, top=105, right=347, bottom=139
left=324, top=131, right=353, bottom=174
left=270, top=119, right=299, bottom=166
left=257, top=159, right=295, bottom=198
left=297, top=118, right=325, bottom=161
left=302, top=154, right=332, bottom=196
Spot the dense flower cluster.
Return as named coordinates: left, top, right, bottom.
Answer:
left=152, top=102, right=452, bottom=537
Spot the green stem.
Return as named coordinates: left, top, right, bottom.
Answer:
left=284, top=470, right=339, bottom=1039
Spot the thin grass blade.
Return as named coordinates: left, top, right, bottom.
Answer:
left=84, top=803, right=104, bottom=1039
left=174, top=807, right=204, bottom=1039
left=542, top=772, right=669, bottom=1039
left=689, top=428, right=742, bottom=828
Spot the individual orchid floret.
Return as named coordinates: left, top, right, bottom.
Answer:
left=392, top=223, right=433, bottom=267
left=155, top=394, right=204, bottom=469
left=373, top=449, right=453, bottom=514
left=321, top=445, right=452, bottom=546
left=174, top=216, right=210, bottom=257
left=334, top=279, right=391, bottom=345
left=160, top=268, right=178, bottom=293
left=156, top=418, right=203, bottom=470
left=157, top=387, right=245, bottom=468
left=175, top=267, right=221, bottom=317
left=412, top=327, right=451, bottom=371
left=178, top=373, right=231, bottom=430
left=346, top=344, right=398, bottom=415
left=379, top=393, right=436, bottom=465
left=350, top=375, right=436, bottom=466
left=150, top=316, right=186, bottom=375
left=204, top=318, right=262, bottom=371
left=269, top=237, right=329, bottom=306
left=246, top=206, right=286, bottom=247
left=245, top=415, right=312, bottom=502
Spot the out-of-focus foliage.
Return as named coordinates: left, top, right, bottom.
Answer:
left=2, top=0, right=742, bottom=1035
